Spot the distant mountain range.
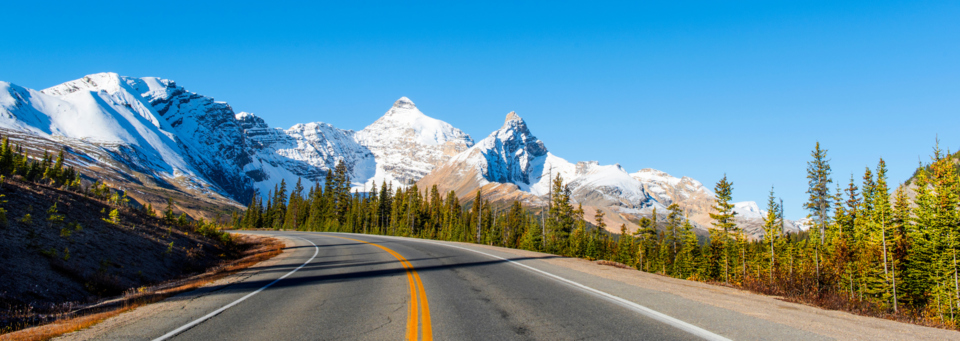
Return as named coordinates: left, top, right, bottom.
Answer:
left=0, top=73, right=807, bottom=237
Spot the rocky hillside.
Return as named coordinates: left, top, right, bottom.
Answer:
left=0, top=177, right=231, bottom=327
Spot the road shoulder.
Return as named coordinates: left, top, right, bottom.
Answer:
left=458, top=242, right=958, bottom=341
left=52, top=234, right=302, bottom=341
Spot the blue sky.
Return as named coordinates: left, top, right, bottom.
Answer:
left=3, top=1, right=958, bottom=219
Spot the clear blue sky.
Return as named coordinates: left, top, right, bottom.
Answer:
left=4, top=1, right=958, bottom=219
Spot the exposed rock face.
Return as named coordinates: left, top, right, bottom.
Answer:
left=355, top=97, right=474, bottom=187
left=417, top=113, right=808, bottom=237
left=626, top=168, right=717, bottom=231
left=569, top=162, right=654, bottom=209
left=238, top=112, right=376, bottom=196
left=419, top=112, right=575, bottom=204
left=1, top=73, right=468, bottom=207
left=473, top=112, right=549, bottom=185
left=36, top=73, right=254, bottom=200
left=2, top=72, right=805, bottom=238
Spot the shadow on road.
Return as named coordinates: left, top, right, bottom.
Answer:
left=162, top=237, right=562, bottom=303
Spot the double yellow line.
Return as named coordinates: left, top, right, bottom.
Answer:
left=325, top=235, right=432, bottom=341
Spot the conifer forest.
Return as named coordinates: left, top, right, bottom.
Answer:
left=234, top=142, right=960, bottom=330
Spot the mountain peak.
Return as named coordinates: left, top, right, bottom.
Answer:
left=41, top=72, right=126, bottom=97
left=504, top=111, right=522, bottom=124
left=392, top=96, right=416, bottom=110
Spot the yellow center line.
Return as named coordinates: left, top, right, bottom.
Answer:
left=322, top=235, right=432, bottom=341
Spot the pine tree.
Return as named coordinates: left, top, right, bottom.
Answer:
left=587, top=210, right=606, bottom=260
left=763, top=186, right=780, bottom=284
left=806, top=142, right=832, bottom=289
left=164, top=198, right=176, bottom=224
left=616, top=224, right=633, bottom=265
left=284, top=177, right=304, bottom=230
left=709, top=174, right=737, bottom=283
left=520, top=216, right=542, bottom=252
left=634, top=217, right=656, bottom=272
left=547, top=174, right=575, bottom=254
left=666, top=203, right=683, bottom=269
left=873, top=158, right=898, bottom=311
left=472, top=188, right=483, bottom=243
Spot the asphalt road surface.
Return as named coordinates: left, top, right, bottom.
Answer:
left=77, top=231, right=833, bottom=341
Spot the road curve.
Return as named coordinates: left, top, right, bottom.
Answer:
left=67, top=231, right=833, bottom=341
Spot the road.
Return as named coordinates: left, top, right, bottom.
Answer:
left=66, top=231, right=837, bottom=340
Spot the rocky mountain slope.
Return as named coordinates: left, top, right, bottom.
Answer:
left=355, top=97, right=474, bottom=188
left=2, top=72, right=804, bottom=238
left=418, top=112, right=808, bottom=237
left=418, top=112, right=578, bottom=203
left=0, top=73, right=470, bottom=212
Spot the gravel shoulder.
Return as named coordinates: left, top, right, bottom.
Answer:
left=48, top=233, right=960, bottom=341
left=51, top=234, right=300, bottom=341
left=461, top=242, right=960, bottom=341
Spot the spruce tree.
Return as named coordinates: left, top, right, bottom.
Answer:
left=805, top=142, right=832, bottom=289
left=763, top=186, right=780, bottom=284
left=616, top=224, right=633, bottom=265
left=709, top=174, right=737, bottom=283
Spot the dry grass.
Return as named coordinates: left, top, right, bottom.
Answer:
left=0, top=235, right=284, bottom=341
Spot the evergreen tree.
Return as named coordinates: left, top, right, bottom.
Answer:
left=763, top=186, right=781, bottom=284
left=805, top=142, right=832, bottom=289
left=709, top=174, right=737, bottom=283
left=616, top=224, right=633, bottom=265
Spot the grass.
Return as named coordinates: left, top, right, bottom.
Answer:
left=0, top=235, right=285, bottom=341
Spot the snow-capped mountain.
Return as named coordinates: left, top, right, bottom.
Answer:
left=355, top=97, right=473, bottom=187
left=0, top=73, right=470, bottom=210
left=39, top=73, right=256, bottom=200
left=417, top=111, right=806, bottom=237
left=732, top=201, right=810, bottom=238
left=734, top=201, right=767, bottom=220
left=2, top=74, right=215, bottom=190
left=419, top=112, right=668, bottom=231
left=418, top=112, right=578, bottom=203
left=237, top=112, right=376, bottom=198
left=568, top=161, right=652, bottom=209
left=1, top=72, right=800, bottom=237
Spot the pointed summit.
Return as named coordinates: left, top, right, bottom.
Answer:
left=392, top=96, right=416, bottom=110
left=504, top=111, right=522, bottom=124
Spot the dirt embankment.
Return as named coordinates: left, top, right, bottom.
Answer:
left=0, top=179, right=236, bottom=332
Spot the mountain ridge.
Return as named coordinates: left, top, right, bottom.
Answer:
left=2, top=72, right=804, bottom=238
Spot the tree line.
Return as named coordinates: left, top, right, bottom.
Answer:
left=234, top=142, right=960, bottom=329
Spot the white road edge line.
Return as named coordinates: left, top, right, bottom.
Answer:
left=384, top=236, right=731, bottom=341
left=152, top=236, right=319, bottom=341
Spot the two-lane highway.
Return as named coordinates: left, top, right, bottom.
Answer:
left=67, top=231, right=830, bottom=340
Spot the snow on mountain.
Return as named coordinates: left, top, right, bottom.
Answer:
left=469, top=112, right=574, bottom=192
left=2, top=72, right=803, bottom=237
left=631, top=168, right=712, bottom=203
left=30, top=72, right=263, bottom=201
left=355, top=97, right=473, bottom=188
left=568, top=161, right=653, bottom=209
left=419, top=112, right=581, bottom=202
left=2, top=74, right=197, bottom=180
left=1, top=73, right=476, bottom=207
left=733, top=201, right=767, bottom=220
left=238, top=112, right=376, bottom=197
left=731, top=200, right=814, bottom=238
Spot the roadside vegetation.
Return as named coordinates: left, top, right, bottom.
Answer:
left=0, top=136, right=282, bottom=339
left=235, top=142, right=960, bottom=331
